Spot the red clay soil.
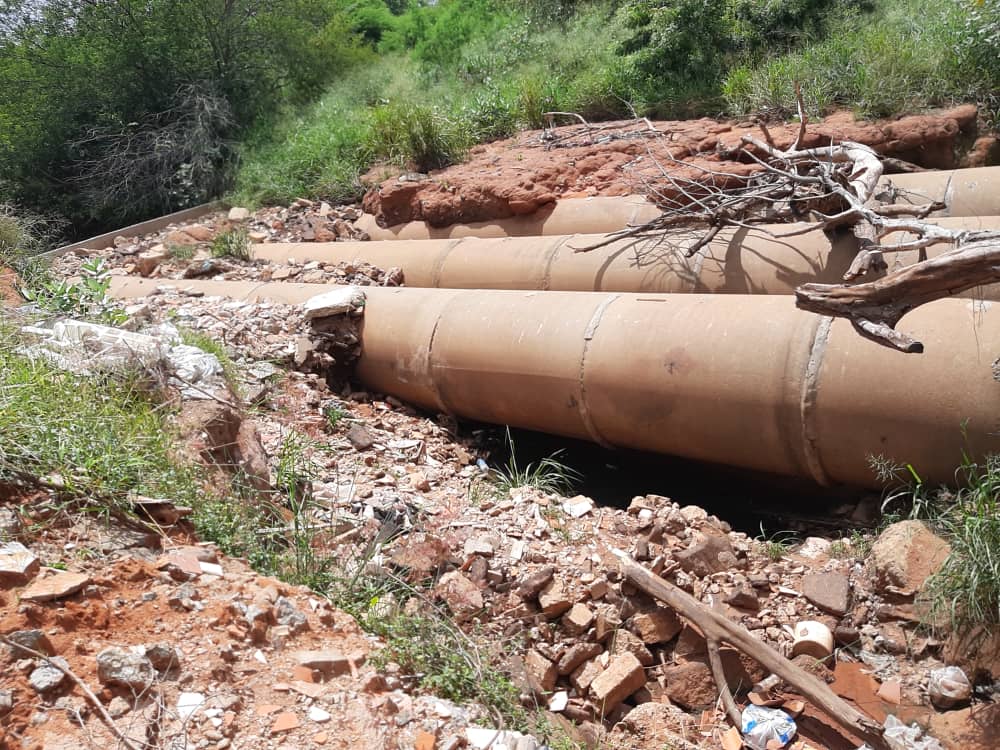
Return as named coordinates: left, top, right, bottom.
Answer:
left=362, top=105, right=997, bottom=228
left=0, top=266, right=23, bottom=307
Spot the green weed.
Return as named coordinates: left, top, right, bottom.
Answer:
left=491, top=430, right=581, bottom=497
left=0, top=325, right=201, bottom=508
left=210, top=227, right=251, bottom=260
left=365, top=101, right=467, bottom=172
left=756, top=524, right=799, bottom=561
left=168, top=244, right=195, bottom=260
left=322, top=403, right=348, bottom=431
left=871, top=448, right=1000, bottom=632
left=176, top=327, right=239, bottom=390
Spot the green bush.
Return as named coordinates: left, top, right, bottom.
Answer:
left=0, top=0, right=368, bottom=228
left=365, top=102, right=468, bottom=172
left=723, top=0, right=992, bottom=118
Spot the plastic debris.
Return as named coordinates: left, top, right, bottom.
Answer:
left=19, top=319, right=224, bottom=399
left=741, top=705, right=797, bottom=750
left=883, top=714, right=945, bottom=750
left=928, top=665, right=972, bottom=709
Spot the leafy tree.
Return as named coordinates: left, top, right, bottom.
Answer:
left=0, top=0, right=366, bottom=229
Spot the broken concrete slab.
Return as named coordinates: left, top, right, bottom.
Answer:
left=19, top=571, right=90, bottom=601
left=0, top=542, right=39, bottom=586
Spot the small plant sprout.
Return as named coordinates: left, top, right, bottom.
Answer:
left=210, top=226, right=251, bottom=260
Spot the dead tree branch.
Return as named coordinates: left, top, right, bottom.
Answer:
left=797, top=238, right=1000, bottom=352
left=612, top=551, right=889, bottom=749
left=570, top=85, right=995, bottom=352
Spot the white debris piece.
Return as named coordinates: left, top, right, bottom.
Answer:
left=177, top=691, right=205, bottom=720
left=303, top=286, right=366, bottom=320
left=19, top=319, right=224, bottom=399
left=562, top=495, right=595, bottom=518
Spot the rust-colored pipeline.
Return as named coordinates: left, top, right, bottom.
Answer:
left=885, top=166, right=1000, bottom=217
left=357, top=167, right=1000, bottom=239
left=255, top=216, right=1000, bottom=297
left=355, top=194, right=661, bottom=240
left=108, top=277, right=1000, bottom=488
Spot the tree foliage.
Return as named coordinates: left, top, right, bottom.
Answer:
left=0, top=0, right=367, bottom=229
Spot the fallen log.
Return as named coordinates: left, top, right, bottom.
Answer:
left=612, top=549, right=888, bottom=750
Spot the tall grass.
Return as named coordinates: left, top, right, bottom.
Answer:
left=0, top=326, right=201, bottom=506
left=724, top=0, right=999, bottom=118
left=923, top=455, right=1000, bottom=630
left=234, top=0, right=998, bottom=208
left=232, top=4, right=632, bottom=206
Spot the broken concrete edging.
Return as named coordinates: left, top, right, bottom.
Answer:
left=107, top=277, right=1000, bottom=488
left=355, top=167, right=1000, bottom=240
left=41, top=201, right=226, bottom=260
left=253, top=216, right=1000, bottom=297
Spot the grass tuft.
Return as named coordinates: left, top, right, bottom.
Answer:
left=491, top=430, right=581, bottom=497
left=210, top=226, right=251, bottom=260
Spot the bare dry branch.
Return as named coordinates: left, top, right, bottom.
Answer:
left=0, top=636, right=147, bottom=750
left=796, top=239, right=1000, bottom=352
left=613, top=551, right=889, bottom=749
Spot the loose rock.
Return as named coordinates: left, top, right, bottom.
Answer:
left=96, top=647, right=156, bottom=692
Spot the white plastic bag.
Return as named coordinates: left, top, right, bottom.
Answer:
left=883, top=714, right=945, bottom=750
left=741, top=705, right=797, bottom=750
left=928, top=665, right=972, bottom=709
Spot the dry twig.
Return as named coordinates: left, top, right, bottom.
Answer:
left=0, top=636, right=148, bottom=750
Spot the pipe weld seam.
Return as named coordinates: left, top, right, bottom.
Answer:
left=800, top=315, right=834, bottom=486
left=541, top=235, right=575, bottom=291
left=429, top=239, right=464, bottom=288
left=423, top=309, right=451, bottom=416
left=577, top=294, right=621, bottom=450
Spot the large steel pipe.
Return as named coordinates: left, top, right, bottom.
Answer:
left=256, top=216, right=1000, bottom=297
left=885, top=166, right=1000, bottom=217
left=108, top=277, right=1000, bottom=488
left=357, top=167, right=1000, bottom=239
left=355, top=194, right=660, bottom=240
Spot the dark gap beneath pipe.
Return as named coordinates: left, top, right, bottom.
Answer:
left=472, top=425, right=883, bottom=538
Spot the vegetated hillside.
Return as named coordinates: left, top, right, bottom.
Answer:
left=0, top=0, right=997, bottom=239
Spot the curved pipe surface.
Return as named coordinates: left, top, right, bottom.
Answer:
left=255, top=216, right=1000, bottom=297
left=357, top=167, right=1000, bottom=239
left=108, top=277, right=1000, bottom=488
left=355, top=194, right=660, bottom=240
left=885, top=166, right=1000, bottom=217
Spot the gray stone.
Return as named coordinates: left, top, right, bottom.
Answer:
left=802, top=571, right=852, bottom=617
left=0, top=689, right=12, bottom=713
left=517, top=566, right=555, bottom=600
left=107, top=696, right=132, bottom=719
left=0, top=507, right=22, bottom=539
left=96, top=647, right=156, bottom=692
left=675, top=533, right=740, bottom=577
left=227, top=207, right=251, bottom=222
left=346, top=424, right=375, bottom=451
left=144, top=644, right=179, bottom=672
left=275, top=597, right=310, bottom=634
left=0, top=542, right=39, bottom=586
left=5, top=630, right=54, bottom=658
left=29, top=658, right=69, bottom=693
left=870, top=520, right=951, bottom=596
